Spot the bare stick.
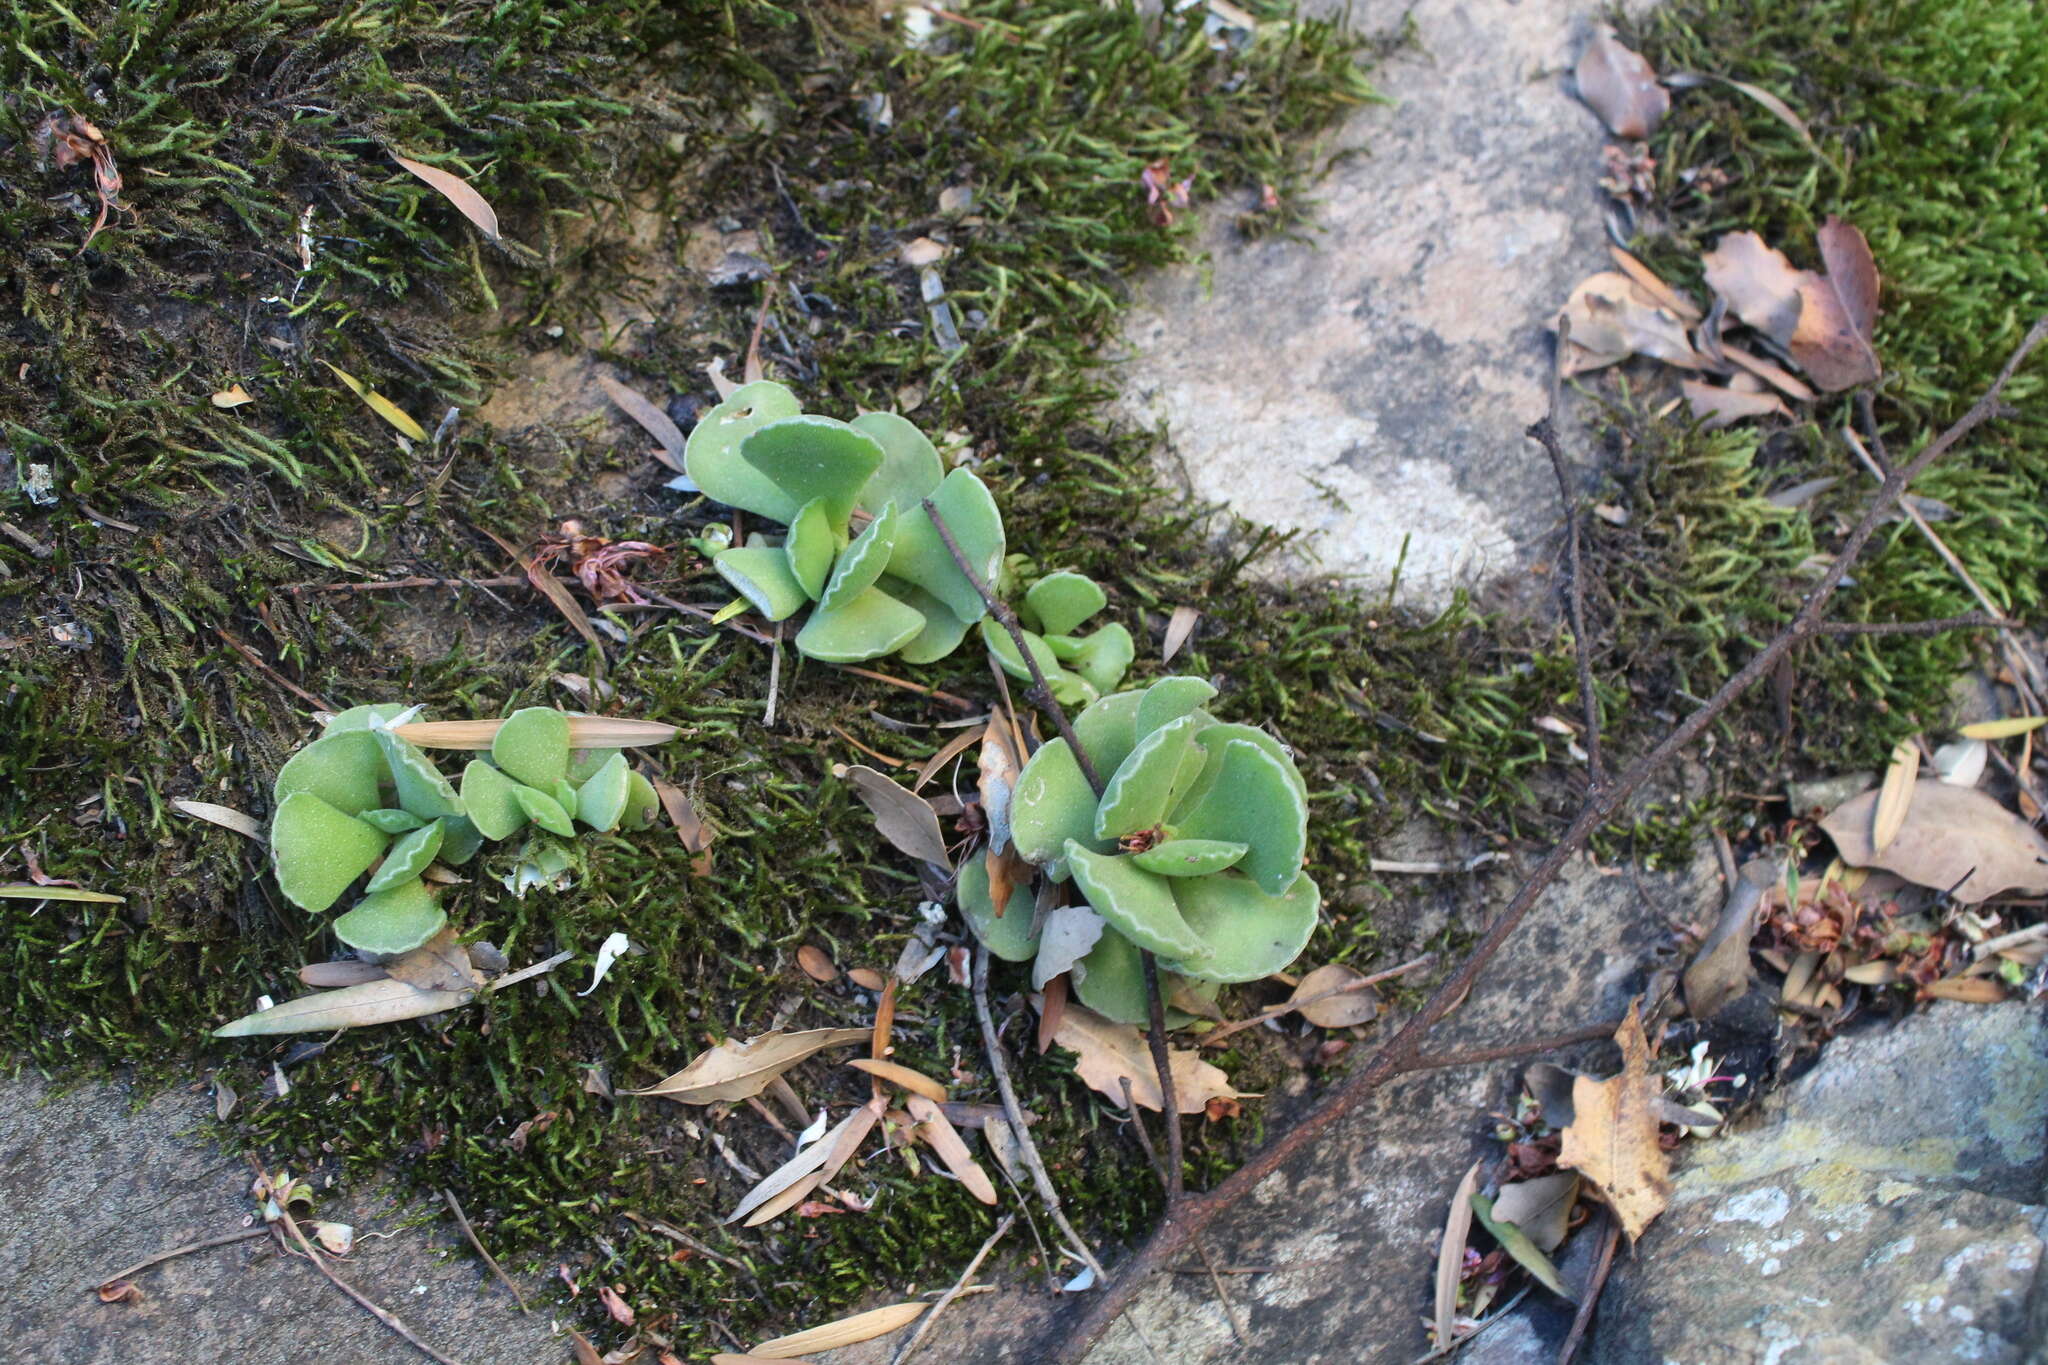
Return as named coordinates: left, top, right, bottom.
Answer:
left=1556, top=1209, right=1620, bottom=1365
left=286, top=575, right=527, bottom=595
left=1406, top=1019, right=1622, bottom=1073
left=1139, top=952, right=1184, bottom=1196
left=1045, top=316, right=2048, bottom=1363
left=889, top=1214, right=1015, bottom=1365
left=1819, top=613, right=2016, bottom=637
left=441, top=1188, right=529, bottom=1313
left=91, top=1227, right=271, bottom=1290
left=1528, top=315, right=1604, bottom=788
left=485, top=949, right=572, bottom=992
left=215, top=627, right=334, bottom=713
left=275, top=1204, right=466, bottom=1365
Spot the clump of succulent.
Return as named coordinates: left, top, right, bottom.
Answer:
left=270, top=704, right=661, bottom=956
left=956, top=676, right=1318, bottom=1025
left=683, top=380, right=1005, bottom=665
left=981, top=560, right=1134, bottom=706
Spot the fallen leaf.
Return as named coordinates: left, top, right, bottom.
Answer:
left=1721, top=77, right=1820, bottom=155
left=597, top=374, right=687, bottom=474
left=912, top=725, right=982, bottom=793
left=98, top=1280, right=141, bottom=1305
left=1872, top=738, right=1921, bottom=853
left=797, top=945, right=839, bottom=983
left=1820, top=780, right=2048, bottom=901
left=1162, top=606, right=1201, bottom=663
left=847, top=1057, right=948, bottom=1103
left=1790, top=216, right=1881, bottom=390
left=1721, top=340, right=1817, bottom=402
left=1036, top=972, right=1068, bottom=1055
left=1700, top=232, right=1805, bottom=346
left=391, top=153, right=500, bottom=241
left=1683, top=856, right=1779, bottom=1020
left=1434, top=1160, right=1481, bottom=1348
left=649, top=775, right=716, bottom=861
left=1288, top=963, right=1381, bottom=1027
left=1681, top=378, right=1790, bottom=430
left=170, top=799, right=264, bottom=840
left=1959, top=716, right=2048, bottom=741
left=312, top=1220, right=355, bottom=1256
left=210, top=384, right=254, bottom=409
left=384, top=927, right=486, bottom=994
left=745, top=1302, right=926, bottom=1359
left=569, top=1330, right=604, bottom=1365
left=1050, top=1004, right=1240, bottom=1114
left=215, top=978, right=473, bottom=1036
left=727, top=1097, right=884, bottom=1225
left=981, top=1113, right=1024, bottom=1182
left=1487, top=1171, right=1580, bottom=1254
left=1471, top=1192, right=1575, bottom=1301
left=900, top=236, right=947, bottom=267
left=389, top=716, right=680, bottom=749
left=1556, top=272, right=1702, bottom=373
left=1924, top=976, right=2007, bottom=1003
left=840, top=764, right=951, bottom=868
left=319, top=361, right=428, bottom=442
left=0, top=883, right=123, bottom=903
left=978, top=716, right=1021, bottom=854
left=1607, top=246, right=1701, bottom=322
left=597, top=1284, right=636, bottom=1328
left=848, top=967, right=887, bottom=991
left=214, top=1075, right=239, bottom=1120
left=1032, top=904, right=1106, bottom=992
left=1574, top=27, right=1669, bottom=139
left=1555, top=1003, right=1671, bottom=1240
left=907, top=1094, right=998, bottom=1204
left=872, top=977, right=898, bottom=1061
left=628, top=1027, right=870, bottom=1104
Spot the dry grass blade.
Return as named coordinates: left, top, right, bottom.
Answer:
left=628, top=1027, right=869, bottom=1104
left=1872, top=738, right=1920, bottom=853
left=478, top=527, right=602, bottom=652
left=597, top=374, right=687, bottom=473
left=389, top=716, right=680, bottom=749
left=727, top=1097, right=884, bottom=1225
left=0, top=883, right=123, bottom=904
left=906, top=1094, right=998, bottom=1204
left=391, top=153, right=500, bottom=241
left=318, top=360, right=428, bottom=441
left=848, top=1057, right=949, bottom=1103
left=745, top=1302, right=927, bottom=1359
left=913, top=725, right=983, bottom=792
left=1433, top=1160, right=1482, bottom=1347
left=1960, top=716, right=2047, bottom=740
left=170, top=798, right=265, bottom=839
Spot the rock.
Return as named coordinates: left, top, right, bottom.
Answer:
left=1116, top=0, right=1626, bottom=609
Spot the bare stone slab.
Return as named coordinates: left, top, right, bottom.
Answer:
left=1116, top=0, right=1620, bottom=608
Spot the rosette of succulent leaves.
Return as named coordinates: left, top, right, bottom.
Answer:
left=685, top=381, right=1122, bottom=685
left=269, top=704, right=659, bottom=957
left=956, top=676, right=1318, bottom=1024
left=981, top=558, right=1135, bottom=707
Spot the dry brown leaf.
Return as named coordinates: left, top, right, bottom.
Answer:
left=727, top=1096, right=884, bottom=1225
left=742, top=1172, right=826, bottom=1228
left=476, top=526, right=601, bottom=652
left=1821, top=780, right=2048, bottom=902
left=597, top=1284, right=636, bottom=1327
left=384, top=927, right=486, bottom=994
left=299, top=960, right=387, bottom=989
left=390, top=716, right=680, bottom=749
left=569, top=1330, right=604, bottom=1365
left=210, top=384, right=255, bottom=409
left=745, top=1302, right=927, bottom=1358
left=597, top=375, right=687, bottom=474
left=171, top=798, right=264, bottom=840
left=977, top=712, right=1021, bottom=850
left=214, top=978, right=472, bottom=1036
left=1700, top=232, right=1805, bottom=345
left=627, top=1027, right=869, bottom=1104
left=1556, top=1003, right=1671, bottom=1241
left=1556, top=272, right=1702, bottom=373
left=1683, top=856, right=1779, bottom=1020
left=848, top=967, right=887, bottom=991
left=391, top=153, right=501, bottom=241
left=1036, top=972, right=1068, bottom=1055
left=871, top=977, right=898, bottom=1062
left=1574, top=27, right=1669, bottom=139
left=1489, top=1171, right=1580, bottom=1254
left=1789, top=216, right=1881, bottom=390
left=1872, top=738, right=1921, bottom=853
left=1050, top=1004, right=1239, bottom=1114
left=1924, top=976, right=2007, bottom=1004
left=912, top=725, right=982, bottom=793
left=649, top=775, right=716, bottom=861
left=1162, top=605, right=1202, bottom=663
left=1607, top=246, right=1702, bottom=321
left=1433, top=1160, right=1481, bottom=1348
left=1720, top=340, right=1817, bottom=402
left=841, top=764, right=952, bottom=868
left=1287, top=963, right=1381, bottom=1027
left=900, top=236, right=948, bottom=267
left=797, top=944, right=839, bottom=984
left=906, top=1094, right=998, bottom=1204
left=847, top=1057, right=948, bottom=1103
left=1681, top=379, right=1790, bottom=430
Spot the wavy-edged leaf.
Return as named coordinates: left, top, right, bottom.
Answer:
left=1162, top=870, right=1319, bottom=983
left=883, top=575, right=975, bottom=665
left=273, top=730, right=385, bottom=816
left=1131, top=838, right=1246, bottom=877
left=795, top=585, right=925, bottom=663
left=1093, top=714, right=1200, bottom=840
left=1172, top=737, right=1307, bottom=895
left=458, top=760, right=529, bottom=841
left=740, top=415, right=885, bottom=530
left=1008, top=738, right=1106, bottom=868
left=363, top=820, right=444, bottom=894
left=715, top=544, right=810, bottom=622
left=849, top=411, right=944, bottom=516
left=888, top=468, right=1004, bottom=623
left=491, top=706, right=570, bottom=790
left=374, top=729, right=464, bottom=821
left=1065, top=841, right=1209, bottom=962
left=332, top=878, right=446, bottom=955
left=683, top=380, right=805, bottom=522
left=1024, top=572, right=1106, bottom=636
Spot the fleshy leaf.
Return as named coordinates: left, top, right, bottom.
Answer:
left=459, top=760, right=529, bottom=841
left=795, top=585, right=926, bottom=662
left=888, top=468, right=1004, bottom=623
left=1071, top=924, right=1149, bottom=1024
left=514, top=785, right=576, bottom=837
left=1093, top=714, right=1201, bottom=840
left=374, top=730, right=465, bottom=821
left=739, top=415, right=885, bottom=530
left=850, top=411, right=945, bottom=515
left=885, top=576, right=977, bottom=665
left=1136, top=677, right=1218, bottom=740
left=437, top=814, right=485, bottom=865
left=1065, top=841, right=1210, bottom=962
left=321, top=703, right=411, bottom=735
left=1024, top=572, right=1106, bottom=636
left=551, top=778, right=580, bottom=820
left=1072, top=690, right=1144, bottom=779
left=819, top=503, right=898, bottom=612
left=1161, top=871, right=1320, bottom=983
left=981, top=618, right=1064, bottom=687
left=565, top=749, right=610, bottom=784
left=784, top=497, right=838, bottom=600
left=1009, top=739, right=1107, bottom=866
left=364, top=819, right=444, bottom=894
left=956, top=854, right=1040, bottom=962
left=491, top=707, right=570, bottom=790
left=358, top=808, right=425, bottom=835
left=682, top=380, right=804, bottom=522
left=714, top=544, right=810, bottom=621
left=271, top=793, right=389, bottom=914
left=1068, top=623, right=1135, bottom=695
left=1131, top=838, right=1247, bottom=877
left=1173, top=738, right=1307, bottom=895
left=1182, top=723, right=1308, bottom=803
left=576, top=752, right=631, bottom=832
left=332, top=879, right=447, bottom=956
left=622, top=771, right=661, bottom=831
left=273, top=732, right=384, bottom=816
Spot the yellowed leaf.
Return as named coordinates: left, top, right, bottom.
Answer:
left=627, top=1027, right=869, bottom=1104
left=210, top=383, right=254, bottom=409
left=906, top=1094, right=997, bottom=1204
left=170, top=798, right=264, bottom=840
left=318, top=360, right=428, bottom=441
left=389, top=716, right=680, bottom=749
left=1050, top=1004, right=1239, bottom=1114
left=1821, top=780, right=2048, bottom=902
left=746, top=1302, right=927, bottom=1358
left=1872, top=738, right=1920, bottom=853
left=1959, top=716, right=2048, bottom=740
left=847, top=1057, right=948, bottom=1103
left=1556, top=1002, right=1671, bottom=1241
left=0, top=883, right=123, bottom=904
left=391, top=153, right=501, bottom=241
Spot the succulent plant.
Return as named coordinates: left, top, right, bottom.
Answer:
left=955, top=676, right=1319, bottom=1025
left=683, top=381, right=1005, bottom=665
left=980, top=562, right=1133, bottom=706
left=270, top=705, right=661, bottom=956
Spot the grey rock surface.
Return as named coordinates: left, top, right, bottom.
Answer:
left=0, top=1070, right=557, bottom=1365
left=1116, top=0, right=1622, bottom=608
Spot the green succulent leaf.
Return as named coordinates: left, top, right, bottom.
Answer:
left=795, top=584, right=927, bottom=662
left=358, top=808, right=425, bottom=835
left=491, top=707, right=570, bottom=790
left=981, top=618, right=1063, bottom=686
left=682, top=379, right=804, bottom=522
left=1131, top=838, right=1248, bottom=877
left=514, top=784, right=576, bottom=838
left=1068, top=622, right=1135, bottom=695
left=331, top=879, right=447, bottom=956
left=365, top=819, right=445, bottom=894
left=1024, top=572, right=1106, bottom=637
left=714, top=544, right=810, bottom=622
left=818, top=502, right=898, bottom=613
left=1070, top=924, right=1149, bottom=1025
left=1064, top=841, right=1210, bottom=963
left=888, top=468, right=1004, bottom=623
left=1181, top=722, right=1308, bottom=804
left=622, top=770, right=661, bottom=831
left=565, top=749, right=609, bottom=784
left=784, top=496, right=839, bottom=600
left=576, top=752, right=631, bottom=832
left=1072, top=690, right=1144, bottom=779
left=374, top=730, right=465, bottom=821
left=956, top=854, right=1040, bottom=962
left=884, top=576, right=977, bottom=665
left=1136, top=676, right=1218, bottom=740
left=739, top=415, right=885, bottom=530
left=271, top=792, right=389, bottom=915
left=1008, top=738, right=1107, bottom=866
left=551, top=778, right=580, bottom=820
left=436, top=815, right=485, bottom=866
left=458, top=760, right=529, bottom=841
left=1161, top=871, right=1320, bottom=983
left=272, top=731, right=384, bottom=816
left=1094, top=714, right=1202, bottom=840
left=850, top=411, right=945, bottom=516
left=320, top=703, right=411, bottom=735
left=1172, top=737, right=1308, bottom=896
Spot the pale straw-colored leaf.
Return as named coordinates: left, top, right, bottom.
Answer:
left=1872, top=738, right=1920, bottom=853
left=744, top=1301, right=927, bottom=1358
left=214, top=978, right=473, bottom=1036
left=389, top=716, right=680, bottom=749
left=171, top=798, right=264, bottom=840
left=391, top=153, right=501, bottom=241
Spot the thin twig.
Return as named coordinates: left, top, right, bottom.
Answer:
left=1556, top=1209, right=1620, bottom=1365
left=1528, top=314, right=1604, bottom=789
left=90, top=1227, right=271, bottom=1290
left=1188, top=1233, right=1249, bottom=1345
left=1046, top=316, right=2048, bottom=1364
left=889, top=1214, right=1014, bottom=1365
left=1199, top=953, right=1435, bottom=1049
left=275, top=1204, right=465, bottom=1365
left=1406, top=1019, right=1623, bottom=1073
left=1139, top=952, right=1184, bottom=1196
left=485, top=950, right=572, bottom=992
left=441, top=1188, right=528, bottom=1313
left=764, top=620, right=783, bottom=729
left=285, top=575, right=528, bottom=594
left=1818, top=613, right=2016, bottom=637
left=215, top=627, right=334, bottom=712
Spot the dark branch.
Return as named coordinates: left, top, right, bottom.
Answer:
left=1821, top=613, right=2017, bottom=638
